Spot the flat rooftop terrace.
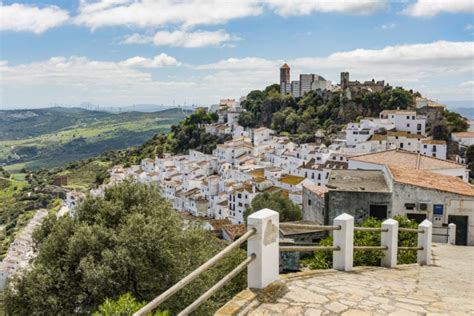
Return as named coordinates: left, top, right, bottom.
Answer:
left=218, top=243, right=474, bottom=315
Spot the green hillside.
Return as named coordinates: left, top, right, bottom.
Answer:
left=0, top=107, right=189, bottom=171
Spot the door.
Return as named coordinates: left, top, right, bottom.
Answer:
left=448, top=215, right=468, bottom=246
left=369, top=205, right=387, bottom=220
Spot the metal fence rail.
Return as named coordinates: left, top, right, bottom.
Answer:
left=354, top=227, right=389, bottom=232
left=134, top=228, right=256, bottom=316
left=178, top=254, right=256, bottom=316
left=279, top=223, right=341, bottom=231
left=399, top=227, right=423, bottom=233
left=354, top=246, right=388, bottom=251
left=398, top=246, right=424, bottom=251
left=280, top=246, right=340, bottom=252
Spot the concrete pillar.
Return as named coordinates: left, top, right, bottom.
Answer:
left=381, top=218, right=398, bottom=268
left=333, top=213, right=354, bottom=271
left=448, top=223, right=456, bottom=245
left=417, top=219, right=432, bottom=265
left=247, top=208, right=279, bottom=289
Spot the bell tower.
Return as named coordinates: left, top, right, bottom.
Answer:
left=280, top=63, right=290, bottom=95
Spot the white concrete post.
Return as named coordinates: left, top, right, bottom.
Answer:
left=381, top=218, right=398, bottom=268
left=448, top=223, right=456, bottom=245
left=333, top=213, right=354, bottom=271
left=417, top=219, right=432, bottom=265
left=247, top=208, right=279, bottom=289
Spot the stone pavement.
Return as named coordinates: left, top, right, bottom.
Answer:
left=219, top=243, right=474, bottom=315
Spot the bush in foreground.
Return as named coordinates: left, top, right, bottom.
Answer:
left=302, top=215, right=418, bottom=269
left=5, top=181, right=246, bottom=315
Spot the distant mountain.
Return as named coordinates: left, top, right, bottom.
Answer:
left=0, top=107, right=190, bottom=171
left=444, top=101, right=474, bottom=119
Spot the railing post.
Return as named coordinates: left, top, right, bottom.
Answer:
left=333, top=213, right=354, bottom=271
left=448, top=223, right=456, bottom=245
left=417, top=219, right=432, bottom=265
left=381, top=218, right=398, bottom=268
left=247, top=208, right=279, bottom=289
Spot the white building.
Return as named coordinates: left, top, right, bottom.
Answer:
left=452, top=132, right=474, bottom=147
left=379, top=109, right=426, bottom=135
left=420, top=140, right=447, bottom=160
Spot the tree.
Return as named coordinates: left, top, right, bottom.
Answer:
left=6, top=181, right=246, bottom=315
left=244, top=192, right=302, bottom=222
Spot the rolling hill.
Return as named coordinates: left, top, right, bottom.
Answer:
left=0, top=107, right=189, bottom=171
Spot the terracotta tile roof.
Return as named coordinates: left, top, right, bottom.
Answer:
left=303, top=182, right=329, bottom=197
left=208, top=219, right=232, bottom=231
left=389, top=166, right=474, bottom=197
left=350, top=149, right=465, bottom=170
left=387, top=131, right=425, bottom=139
left=421, top=139, right=446, bottom=145
left=369, top=134, right=387, bottom=141
left=453, top=132, right=474, bottom=138
left=222, top=224, right=247, bottom=241
left=279, top=175, right=305, bottom=185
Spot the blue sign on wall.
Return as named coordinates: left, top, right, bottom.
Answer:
left=433, top=204, right=444, bottom=215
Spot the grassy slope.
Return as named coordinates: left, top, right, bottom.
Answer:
left=1, top=108, right=187, bottom=171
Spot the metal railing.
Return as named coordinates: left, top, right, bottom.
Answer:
left=135, top=228, right=256, bottom=316
left=278, top=216, right=432, bottom=270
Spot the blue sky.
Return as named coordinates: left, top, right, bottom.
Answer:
left=1, top=0, right=473, bottom=109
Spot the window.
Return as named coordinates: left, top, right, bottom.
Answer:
left=308, top=199, right=312, bottom=206
left=400, top=143, right=404, bottom=149
left=407, top=123, right=410, bottom=127
left=412, top=116, right=415, bottom=120
left=237, top=193, right=242, bottom=199
left=419, top=203, right=428, bottom=211
left=405, top=203, right=416, bottom=210
left=238, top=202, right=243, bottom=207
left=406, top=116, right=410, bottom=119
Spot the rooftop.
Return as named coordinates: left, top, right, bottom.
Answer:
left=390, top=166, right=474, bottom=197
left=452, top=131, right=474, bottom=138
left=279, top=175, right=305, bottom=185
left=350, top=149, right=465, bottom=170
left=302, top=182, right=329, bottom=197
left=327, top=169, right=390, bottom=193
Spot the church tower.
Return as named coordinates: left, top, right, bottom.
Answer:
left=280, top=63, right=290, bottom=95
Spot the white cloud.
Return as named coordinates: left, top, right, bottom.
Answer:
left=197, top=41, right=474, bottom=100
left=379, top=22, right=397, bottom=30
left=119, top=53, right=181, bottom=67
left=263, top=0, right=386, bottom=16
left=464, top=24, right=474, bottom=31
left=0, top=3, right=69, bottom=33
left=123, top=30, right=239, bottom=48
left=2, top=41, right=473, bottom=107
left=74, top=0, right=387, bottom=30
left=460, top=80, right=474, bottom=87
left=404, top=0, right=474, bottom=17
left=74, top=0, right=263, bottom=30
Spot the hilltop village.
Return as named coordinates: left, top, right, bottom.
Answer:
left=64, top=65, right=474, bottom=248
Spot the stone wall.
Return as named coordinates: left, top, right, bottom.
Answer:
left=326, top=191, right=392, bottom=225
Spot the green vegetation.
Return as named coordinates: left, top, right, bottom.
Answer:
left=93, top=293, right=169, bottom=316
left=5, top=181, right=246, bottom=315
left=0, top=107, right=187, bottom=171
left=432, top=110, right=469, bottom=141
left=121, top=108, right=229, bottom=165
left=302, top=215, right=418, bottom=269
left=244, top=192, right=302, bottom=222
left=239, top=84, right=418, bottom=142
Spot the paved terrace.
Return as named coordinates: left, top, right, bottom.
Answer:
left=217, top=243, right=474, bottom=315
